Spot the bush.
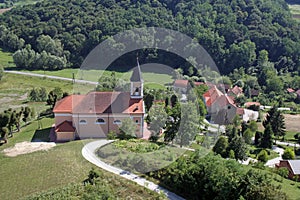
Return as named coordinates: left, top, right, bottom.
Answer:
left=107, top=131, right=117, bottom=140
left=277, top=168, right=289, bottom=179
left=257, top=149, right=268, bottom=163
left=282, top=148, right=295, bottom=160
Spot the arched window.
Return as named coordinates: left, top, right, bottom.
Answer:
left=79, top=119, right=87, bottom=124
left=96, top=118, right=105, bottom=124
left=113, top=120, right=122, bottom=124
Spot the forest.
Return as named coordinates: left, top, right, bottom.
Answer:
left=0, top=0, right=299, bottom=74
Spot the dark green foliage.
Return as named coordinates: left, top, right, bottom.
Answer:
left=96, top=72, right=125, bottom=91
left=212, top=136, right=228, bottom=158
left=228, top=136, right=248, bottom=161
left=150, top=153, right=287, bottom=200
left=257, top=149, right=268, bottom=163
left=261, top=124, right=274, bottom=149
left=243, top=128, right=253, bottom=144
left=0, top=0, right=299, bottom=73
left=277, top=167, right=289, bottom=179
left=0, top=65, right=3, bottom=81
left=263, top=106, right=286, bottom=141
left=29, top=87, right=47, bottom=102
left=143, top=92, right=154, bottom=112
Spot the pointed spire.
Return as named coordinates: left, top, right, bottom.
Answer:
left=130, top=57, right=143, bottom=82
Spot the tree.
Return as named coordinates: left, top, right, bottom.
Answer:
left=212, top=136, right=228, bottom=158
left=170, top=94, right=178, bottom=107
left=119, top=118, right=136, bottom=139
left=22, top=107, right=31, bottom=123
left=263, top=106, right=286, bottom=142
left=164, top=103, right=181, bottom=143
left=228, top=136, right=248, bottom=161
left=242, top=128, right=253, bottom=144
left=47, top=91, right=57, bottom=109
left=148, top=104, right=167, bottom=136
left=176, top=102, right=200, bottom=147
left=143, top=92, right=154, bottom=111
left=0, top=65, right=3, bottom=81
left=248, top=121, right=258, bottom=133
left=257, top=149, right=268, bottom=163
left=260, top=124, right=273, bottom=149
left=282, top=148, right=295, bottom=160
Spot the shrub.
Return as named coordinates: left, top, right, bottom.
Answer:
left=277, top=168, right=289, bottom=179
left=107, top=131, right=117, bottom=140
left=282, top=148, right=295, bottom=160
left=257, top=149, right=268, bottom=163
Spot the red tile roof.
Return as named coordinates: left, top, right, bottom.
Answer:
left=214, top=94, right=236, bottom=108
left=53, top=95, right=85, bottom=113
left=287, top=88, right=295, bottom=93
left=174, top=79, right=189, bottom=88
left=54, top=92, right=144, bottom=114
left=244, top=102, right=261, bottom=107
left=229, top=85, right=243, bottom=95
left=236, top=108, right=244, bottom=115
left=203, top=86, right=224, bottom=107
left=55, top=121, right=75, bottom=132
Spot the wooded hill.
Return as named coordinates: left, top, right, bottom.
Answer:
left=0, top=0, right=299, bottom=74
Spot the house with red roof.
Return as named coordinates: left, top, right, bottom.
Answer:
left=53, top=62, right=145, bottom=141
left=228, top=85, right=243, bottom=97
left=173, top=79, right=189, bottom=94
left=276, top=160, right=300, bottom=180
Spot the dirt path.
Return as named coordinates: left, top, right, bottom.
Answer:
left=3, top=141, right=56, bottom=157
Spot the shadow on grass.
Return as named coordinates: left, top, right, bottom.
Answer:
left=31, top=127, right=51, bottom=142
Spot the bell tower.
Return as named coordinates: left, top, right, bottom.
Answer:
left=130, top=58, right=143, bottom=99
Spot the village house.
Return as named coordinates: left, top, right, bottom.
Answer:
left=53, top=63, right=145, bottom=141
left=276, top=160, right=300, bottom=180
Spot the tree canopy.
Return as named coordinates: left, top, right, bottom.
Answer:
left=0, top=0, right=299, bottom=74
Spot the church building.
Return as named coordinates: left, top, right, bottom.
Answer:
left=53, top=62, right=145, bottom=141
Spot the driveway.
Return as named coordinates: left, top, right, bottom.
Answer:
left=82, top=140, right=185, bottom=200
left=265, top=146, right=284, bottom=167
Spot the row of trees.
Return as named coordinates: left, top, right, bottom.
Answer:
left=0, top=107, right=34, bottom=142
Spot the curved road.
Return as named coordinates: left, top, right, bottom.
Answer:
left=82, top=140, right=185, bottom=200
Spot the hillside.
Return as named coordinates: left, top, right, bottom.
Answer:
left=0, top=0, right=299, bottom=74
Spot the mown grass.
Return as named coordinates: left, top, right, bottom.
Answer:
left=0, top=48, right=14, bottom=67
left=0, top=73, right=94, bottom=112
left=20, top=68, right=174, bottom=86
left=0, top=118, right=165, bottom=200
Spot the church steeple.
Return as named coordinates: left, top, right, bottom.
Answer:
left=130, top=58, right=143, bottom=99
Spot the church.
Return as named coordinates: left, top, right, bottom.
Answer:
left=53, top=63, right=145, bottom=141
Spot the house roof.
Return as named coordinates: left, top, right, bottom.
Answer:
left=53, top=95, right=85, bottom=113
left=250, top=89, right=259, bottom=96
left=213, top=94, right=236, bottom=108
left=130, top=59, right=143, bottom=82
left=236, top=107, right=244, bottom=115
left=229, top=85, right=243, bottom=95
left=203, top=86, right=224, bottom=107
left=54, top=92, right=144, bottom=114
left=174, top=79, right=189, bottom=88
left=244, top=102, right=261, bottom=107
left=288, top=160, right=300, bottom=175
left=287, top=88, right=295, bottom=93
left=55, top=121, right=75, bottom=132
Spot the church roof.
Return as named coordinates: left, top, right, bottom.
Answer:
left=53, top=92, right=144, bottom=114
left=130, top=59, right=143, bottom=82
left=55, top=121, right=75, bottom=132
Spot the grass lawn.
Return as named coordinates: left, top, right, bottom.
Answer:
left=0, top=48, right=14, bottom=67
left=96, top=139, right=186, bottom=174
left=248, top=146, right=279, bottom=160
left=20, top=68, right=174, bottom=86
left=0, top=73, right=94, bottom=112
left=0, top=118, right=164, bottom=200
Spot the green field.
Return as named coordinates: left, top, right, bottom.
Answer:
left=21, top=68, right=174, bottom=86
left=0, top=118, right=163, bottom=200
left=0, top=48, right=14, bottom=67
left=0, top=73, right=94, bottom=112
left=288, top=4, right=300, bottom=20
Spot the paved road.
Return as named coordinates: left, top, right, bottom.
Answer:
left=276, top=141, right=300, bottom=148
left=82, top=140, right=185, bottom=200
left=265, top=146, right=284, bottom=167
left=4, top=70, right=98, bottom=85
